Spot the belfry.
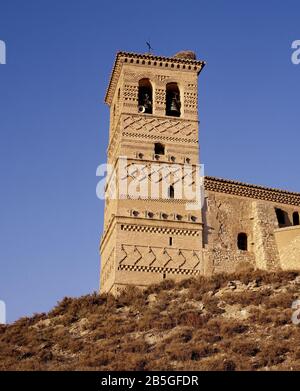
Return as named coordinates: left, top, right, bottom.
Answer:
left=100, top=51, right=206, bottom=293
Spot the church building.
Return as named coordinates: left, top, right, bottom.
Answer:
left=100, top=50, right=300, bottom=293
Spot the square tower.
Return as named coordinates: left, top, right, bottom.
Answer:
left=100, top=51, right=206, bottom=293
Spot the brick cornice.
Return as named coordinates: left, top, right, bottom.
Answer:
left=205, top=176, right=300, bottom=206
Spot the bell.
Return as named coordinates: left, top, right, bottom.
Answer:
left=169, top=93, right=181, bottom=117
left=170, top=97, right=179, bottom=112
left=141, top=92, right=152, bottom=113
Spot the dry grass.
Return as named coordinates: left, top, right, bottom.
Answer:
left=1, top=270, right=300, bottom=370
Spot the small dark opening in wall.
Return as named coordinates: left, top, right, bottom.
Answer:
left=154, top=143, right=165, bottom=155
left=293, top=211, right=300, bottom=226
left=163, top=272, right=166, bottom=279
left=169, top=237, right=173, bottom=246
left=168, top=185, right=175, bottom=199
left=237, top=233, right=248, bottom=251
left=276, top=208, right=287, bottom=227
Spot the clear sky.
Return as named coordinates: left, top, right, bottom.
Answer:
left=1, top=0, right=300, bottom=323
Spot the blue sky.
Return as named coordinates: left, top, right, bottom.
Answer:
left=0, top=0, right=300, bottom=322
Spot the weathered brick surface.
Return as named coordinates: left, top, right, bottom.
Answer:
left=100, top=51, right=300, bottom=293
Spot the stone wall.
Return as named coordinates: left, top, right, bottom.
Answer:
left=274, top=226, right=300, bottom=270
left=204, top=183, right=300, bottom=274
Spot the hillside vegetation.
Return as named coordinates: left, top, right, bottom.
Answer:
left=1, top=270, right=300, bottom=370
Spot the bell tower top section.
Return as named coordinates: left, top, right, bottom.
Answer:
left=104, top=50, right=205, bottom=125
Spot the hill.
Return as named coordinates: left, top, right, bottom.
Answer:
left=1, top=270, right=300, bottom=371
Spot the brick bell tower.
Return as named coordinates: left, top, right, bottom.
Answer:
left=100, top=50, right=206, bottom=294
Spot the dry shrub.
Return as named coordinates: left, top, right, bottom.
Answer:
left=179, top=310, right=211, bottom=328
left=105, top=353, right=148, bottom=371
left=116, top=286, right=146, bottom=310
left=166, top=342, right=193, bottom=361
left=145, top=357, right=173, bottom=371
left=208, top=318, right=249, bottom=336
left=144, top=279, right=176, bottom=295
left=166, top=341, right=217, bottom=362
left=222, top=290, right=271, bottom=306
left=80, top=350, right=116, bottom=367
left=198, top=355, right=238, bottom=371
left=255, top=308, right=291, bottom=326
left=121, top=339, right=149, bottom=354
left=1, top=269, right=300, bottom=371
left=264, top=291, right=296, bottom=309
left=231, top=340, right=260, bottom=357
left=193, top=328, right=222, bottom=344
left=170, top=327, right=193, bottom=343
left=201, top=294, right=225, bottom=314
left=255, top=343, right=289, bottom=367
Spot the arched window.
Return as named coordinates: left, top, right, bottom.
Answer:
left=237, top=233, right=248, bottom=251
left=168, top=185, right=175, bottom=199
left=293, top=212, right=300, bottom=226
left=275, top=208, right=287, bottom=227
left=138, top=78, right=152, bottom=114
left=166, top=82, right=181, bottom=117
left=154, top=143, right=165, bottom=155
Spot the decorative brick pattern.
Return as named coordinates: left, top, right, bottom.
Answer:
left=123, top=84, right=138, bottom=102
left=119, top=245, right=201, bottom=270
left=121, top=224, right=200, bottom=236
left=123, top=115, right=198, bottom=139
left=184, top=91, right=197, bottom=110
left=118, top=264, right=201, bottom=276
left=123, top=132, right=198, bottom=144
left=155, top=88, right=166, bottom=106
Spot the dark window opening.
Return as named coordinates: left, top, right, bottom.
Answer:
left=169, top=237, right=173, bottom=246
left=276, top=208, right=287, bottom=227
left=138, top=78, right=152, bottom=114
left=154, top=143, right=165, bottom=155
left=166, top=83, right=181, bottom=117
left=237, top=233, right=248, bottom=251
left=168, top=185, right=175, bottom=199
left=293, top=211, right=300, bottom=226
left=163, top=272, right=166, bottom=279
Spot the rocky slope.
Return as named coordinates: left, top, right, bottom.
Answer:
left=1, top=270, right=300, bottom=370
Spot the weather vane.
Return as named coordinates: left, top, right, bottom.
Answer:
left=146, top=41, right=154, bottom=54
